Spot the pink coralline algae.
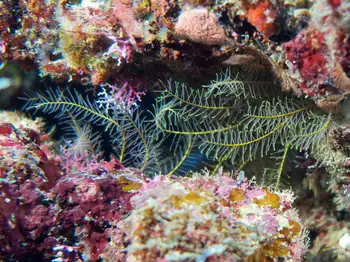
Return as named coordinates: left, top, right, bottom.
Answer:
left=310, top=0, right=350, bottom=75
left=0, top=112, right=61, bottom=258
left=282, top=0, right=350, bottom=110
left=121, top=173, right=308, bottom=262
left=174, top=7, right=227, bottom=45
left=0, top=113, right=309, bottom=262
left=283, top=28, right=333, bottom=97
left=283, top=26, right=350, bottom=111
left=49, top=169, right=142, bottom=261
left=0, top=111, right=143, bottom=261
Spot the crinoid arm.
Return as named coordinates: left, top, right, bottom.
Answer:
left=153, top=70, right=332, bottom=180
left=22, top=87, right=154, bottom=170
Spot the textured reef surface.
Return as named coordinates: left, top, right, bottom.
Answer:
left=0, top=0, right=350, bottom=261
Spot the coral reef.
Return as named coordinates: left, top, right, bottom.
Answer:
left=1, top=0, right=350, bottom=261
left=0, top=114, right=309, bottom=261
left=0, top=0, right=348, bottom=109
left=123, top=172, right=308, bottom=261
left=0, top=112, right=60, bottom=258
left=0, top=112, right=142, bottom=261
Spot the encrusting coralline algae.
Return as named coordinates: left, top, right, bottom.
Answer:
left=0, top=113, right=308, bottom=261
